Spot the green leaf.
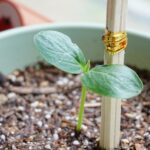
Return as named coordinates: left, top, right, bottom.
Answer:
left=82, top=64, right=143, bottom=99
left=34, top=31, right=87, bottom=74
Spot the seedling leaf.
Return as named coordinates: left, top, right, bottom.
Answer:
left=82, top=64, right=143, bottom=99
left=34, top=31, right=87, bottom=74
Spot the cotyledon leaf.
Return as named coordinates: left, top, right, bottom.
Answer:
left=82, top=64, right=143, bottom=99
left=34, top=31, right=87, bottom=74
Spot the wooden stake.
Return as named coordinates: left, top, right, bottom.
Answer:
left=100, top=0, right=128, bottom=149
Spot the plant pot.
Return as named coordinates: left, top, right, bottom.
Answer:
left=0, top=23, right=149, bottom=149
left=0, top=23, right=150, bottom=74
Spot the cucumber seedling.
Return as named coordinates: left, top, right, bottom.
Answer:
left=34, top=31, right=143, bottom=132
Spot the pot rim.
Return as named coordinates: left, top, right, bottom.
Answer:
left=0, top=22, right=149, bottom=39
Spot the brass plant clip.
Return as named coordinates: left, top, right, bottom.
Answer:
left=102, top=31, right=128, bottom=55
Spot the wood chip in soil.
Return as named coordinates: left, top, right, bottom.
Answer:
left=0, top=62, right=149, bottom=150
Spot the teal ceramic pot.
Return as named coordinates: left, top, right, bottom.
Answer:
left=0, top=23, right=149, bottom=74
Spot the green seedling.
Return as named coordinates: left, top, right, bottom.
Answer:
left=34, top=31, right=143, bottom=132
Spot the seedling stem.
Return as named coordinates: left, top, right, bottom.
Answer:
left=76, top=60, right=90, bottom=132
left=76, top=85, right=87, bottom=132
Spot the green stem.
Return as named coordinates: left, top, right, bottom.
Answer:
left=76, top=85, right=87, bottom=132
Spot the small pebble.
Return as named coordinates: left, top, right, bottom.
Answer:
left=53, top=133, right=59, bottom=141
left=8, top=74, right=16, bottom=82
left=31, top=101, right=39, bottom=107
left=40, top=81, right=49, bottom=87
left=0, top=134, right=6, bottom=141
left=144, top=132, right=149, bottom=138
left=83, top=139, right=89, bottom=146
left=0, top=117, right=3, bottom=122
left=37, top=121, right=43, bottom=127
left=125, top=113, right=136, bottom=119
left=12, top=70, right=19, bottom=76
left=135, top=135, right=142, bottom=140
left=67, top=74, right=73, bottom=79
left=121, top=139, right=129, bottom=149
left=86, top=131, right=91, bottom=138
left=17, top=76, right=24, bottom=82
left=55, top=99, right=62, bottom=105
left=34, top=108, right=42, bottom=113
left=0, top=94, right=8, bottom=105
left=65, top=116, right=71, bottom=120
left=24, top=114, right=29, bottom=120
left=56, top=77, right=69, bottom=86
left=82, top=125, right=88, bottom=131
left=71, top=132, right=75, bottom=137
left=66, top=101, right=72, bottom=106
left=18, top=106, right=25, bottom=111
left=7, top=92, right=16, bottom=99
left=73, top=140, right=80, bottom=146
left=57, top=128, right=62, bottom=132
left=45, top=113, right=51, bottom=119
left=44, top=124, right=49, bottom=129
left=94, top=128, right=98, bottom=133
left=45, top=144, right=51, bottom=149
left=57, top=94, right=66, bottom=100
left=68, top=81, right=74, bottom=87
left=144, top=133, right=150, bottom=141
left=74, top=75, right=80, bottom=83
left=135, top=121, right=141, bottom=129
left=29, top=146, right=33, bottom=150
left=135, top=114, right=142, bottom=120
left=121, top=139, right=129, bottom=143
left=11, top=144, right=17, bottom=150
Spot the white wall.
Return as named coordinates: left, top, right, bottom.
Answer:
left=14, top=0, right=150, bottom=34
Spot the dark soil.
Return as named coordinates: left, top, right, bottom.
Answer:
left=0, top=62, right=149, bottom=150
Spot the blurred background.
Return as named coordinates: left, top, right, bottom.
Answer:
left=1, top=0, right=150, bottom=34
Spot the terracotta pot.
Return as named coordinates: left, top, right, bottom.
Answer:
left=0, top=0, right=51, bottom=31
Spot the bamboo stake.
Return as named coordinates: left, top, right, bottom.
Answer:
left=100, top=0, right=128, bottom=149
